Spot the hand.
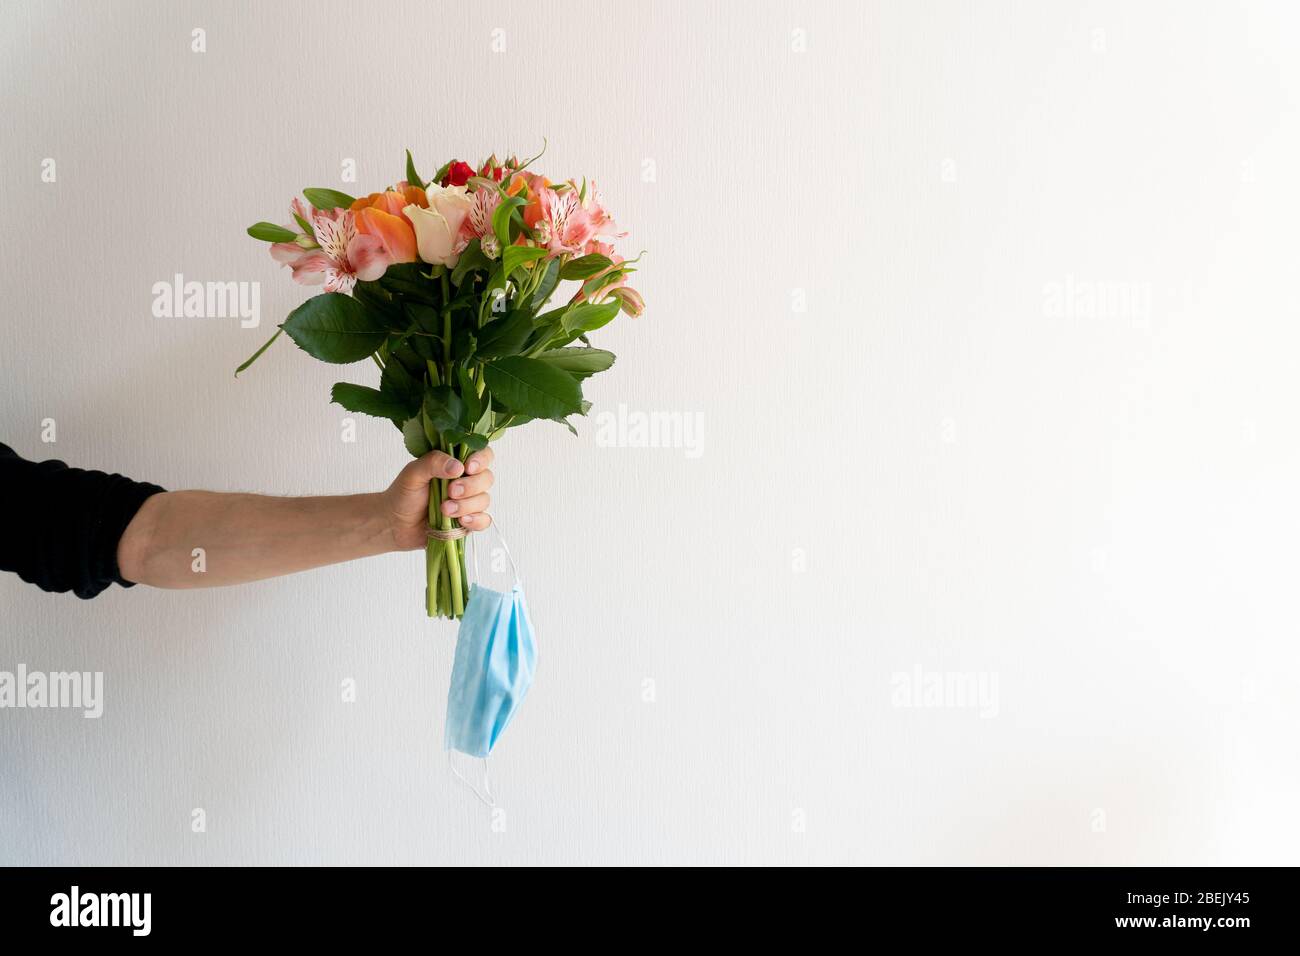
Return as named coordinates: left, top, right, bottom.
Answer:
left=382, top=447, right=495, bottom=551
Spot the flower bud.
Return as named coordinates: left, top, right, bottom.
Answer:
left=609, top=286, right=645, bottom=317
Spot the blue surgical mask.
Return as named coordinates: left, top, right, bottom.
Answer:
left=444, top=527, right=537, bottom=802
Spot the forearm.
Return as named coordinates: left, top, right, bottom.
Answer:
left=117, top=490, right=397, bottom=589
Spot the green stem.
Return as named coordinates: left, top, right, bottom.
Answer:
left=440, top=272, right=452, bottom=367
left=439, top=272, right=466, bottom=618
left=420, top=269, right=475, bottom=619
left=435, top=459, right=466, bottom=619
left=438, top=556, right=451, bottom=616
left=425, top=532, right=444, bottom=616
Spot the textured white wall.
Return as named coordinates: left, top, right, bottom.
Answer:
left=2, top=0, right=1298, bottom=865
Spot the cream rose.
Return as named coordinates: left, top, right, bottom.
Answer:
left=404, top=184, right=474, bottom=267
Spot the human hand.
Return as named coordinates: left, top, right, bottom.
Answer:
left=382, top=447, right=495, bottom=551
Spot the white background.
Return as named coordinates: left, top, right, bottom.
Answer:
left=2, top=0, right=1298, bottom=865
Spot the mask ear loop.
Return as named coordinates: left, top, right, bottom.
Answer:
left=468, top=521, right=481, bottom=585
left=447, top=751, right=496, bottom=808
left=465, top=519, right=520, bottom=587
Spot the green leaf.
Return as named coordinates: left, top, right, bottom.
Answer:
left=530, top=257, right=562, bottom=311
left=380, top=357, right=422, bottom=418
left=561, top=300, right=621, bottom=335
left=234, top=328, right=282, bottom=376
left=410, top=334, right=438, bottom=362
left=380, top=263, right=438, bottom=303
left=559, top=253, right=613, bottom=280
left=492, top=195, right=527, bottom=248
left=421, top=407, right=439, bottom=448
left=302, top=187, right=356, bottom=210
left=483, top=356, right=583, bottom=420
left=484, top=264, right=509, bottom=302
left=501, top=244, right=548, bottom=278
left=432, top=160, right=452, bottom=185
left=423, top=385, right=466, bottom=433
left=387, top=339, right=425, bottom=375
left=472, top=387, right=495, bottom=434
left=446, top=430, right=489, bottom=453
left=293, top=212, right=314, bottom=237
left=353, top=281, right=403, bottom=329
left=582, top=267, right=630, bottom=298
left=405, top=149, right=426, bottom=190
left=281, top=293, right=387, bottom=363
left=535, top=346, right=616, bottom=379
left=475, top=309, right=535, bottom=359
left=451, top=239, right=489, bottom=285
left=531, top=305, right=568, bottom=328
left=453, top=326, right=478, bottom=360
left=330, top=383, right=411, bottom=423
left=550, top=399, right=593, bottom=437
left=404, top=301, right=442, bottom=335
left=402, top=416, right=432, bottom=457
left=458, top=367, right=484, bottom=425
left=247, top=222, right=298, bottom=243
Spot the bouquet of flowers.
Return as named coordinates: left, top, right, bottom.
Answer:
left=240, top=148, right=644, bottom=619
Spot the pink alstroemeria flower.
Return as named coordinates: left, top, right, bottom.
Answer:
left=532, top=180, right=628, bottom=256
left=579, top=182, right=624, bottom=241
left=532, top=187, right=597, bottom=255
left=270, top=208, right=389, bottom=294
left=457, top=186, right=503, bottom=258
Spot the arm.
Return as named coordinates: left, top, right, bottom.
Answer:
left=117, top=448, right=494, bottom=589
left=1, top=441, right=167, bottom=599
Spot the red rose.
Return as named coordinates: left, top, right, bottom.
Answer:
left=441, top=161, right=475, bottom=187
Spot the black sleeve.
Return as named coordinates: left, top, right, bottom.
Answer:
left=0, top=442, right=166, bottom=599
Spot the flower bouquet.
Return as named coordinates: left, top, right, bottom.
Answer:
left=240, top=148, right=643, bottom=618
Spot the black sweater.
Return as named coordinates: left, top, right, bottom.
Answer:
left=0, top=442, right=165, bottom=599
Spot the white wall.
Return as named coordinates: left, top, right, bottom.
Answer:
left=2, top=0, right=1298, bottom=865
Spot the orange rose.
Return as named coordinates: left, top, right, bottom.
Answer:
left=350, top=186, right=427, bottom=263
